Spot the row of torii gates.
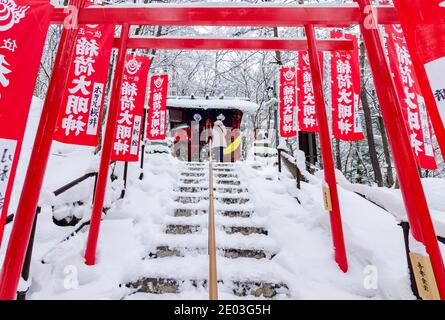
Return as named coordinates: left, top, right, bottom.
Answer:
left=0, top=0, right=444, bottom=300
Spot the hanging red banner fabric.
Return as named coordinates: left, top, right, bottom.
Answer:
left=392, top=0, right=445, bottom=134
left=384, top=24, right=437, bottom=170
left=330, top=32, right=364, bottom=141
left=297, top=51, right=323, bottom=133
left=146, top=74, right=169, bottom=141
left=0, top=0, right=52, bottom=244
left=53, top=24, right=114, bottom=147
left=111, top=54, right=150, bottom=162
left=279, top=67, right=298, bottom=138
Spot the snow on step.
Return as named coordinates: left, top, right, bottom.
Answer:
left=124, top=256, right=290, bottom=299
left=214, top=172, right=238, bottom=178
left=215, top=186, right=249, bottom=193
left=174, top=208, right=253, bottom=218
left=165, top=224, right=268, bottom=236
left=173, top=191, right=208, bottom=198
left=131, top=255, right=290, bottom=288
left=172, top=204, right=255, bottom=218
left=212, top=168, right=235, bottom=173
left=145, top=230, right=277, bottom=256
left=171, top=200, right=255, bottom=212
left=149, top=246, right=273, bottom=260
left=180, top=172, right=206, bottom=177
left=126, top=277, right=289, bottom=299
left=174, top=196, right=250, bottom=205
left=176, top=182, right=208, bottom=190
left=164, top=213, right=268, bottom=229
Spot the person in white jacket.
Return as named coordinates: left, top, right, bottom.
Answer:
left=211, top=120, right=227, bottom=162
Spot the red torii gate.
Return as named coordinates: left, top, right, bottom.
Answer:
left=0, top=0, right=444, bottom=300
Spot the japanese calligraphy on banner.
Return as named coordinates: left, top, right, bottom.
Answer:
left=279, top=67, right=297, bottom=138
left=392, top=0, right=445, bottom=130
left=53, top=24, right=114, bottom=147
left=111, top=54, right=150, bottom=162
left=297, top=51, right=323, bottom=132
left=147, top=74, right=169, bottom=140
left=330, top=31, right=364, bottom=141
left=0, top=0, right=52, bottom=242
left=384, top=24, right=437, bottom=169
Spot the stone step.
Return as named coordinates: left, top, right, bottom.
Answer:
left=126, top=277, right=289, bottom=298
left=215, top=179, right=241, bottom=186
left=220, top=210, right=253, bottom=218
left=185, top=166, right=206, bottom=171
left=215, top=187, right=248, bottom=194
left=212, top=168, right=235, bottom=172
left=174, top=208, right=207, bottom=217
left=180, top=172, right=206, bottom=177
left=175, top=188, right=250, bottom=195
left=214, top=173, right=238, bottom=179
left=165, top=224, right=201, bottom=234
left=174, top=208, right=253, bottom=218
left=165, top=224, right=268, bottom=236
left=175, top=196, right=208, bottom=204
left=176, top=186, right=208, bottom=193
left=185, top=162, right=205, bottom=166
left=175, top=196, right=250, bottom=205
left=148, top=246, right=274, bottom=260
left=226, top=226, right=268, bottom=236
left=213, top=163, right=236, bottom=167
left=216, top=197, right=250, bottom=204
left=179, top=178, right=207, bottom=185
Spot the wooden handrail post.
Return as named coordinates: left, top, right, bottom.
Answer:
left=208, top=138, right=218, bottom=300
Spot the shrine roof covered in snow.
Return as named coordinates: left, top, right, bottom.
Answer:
left=166, top=97, right=260, bottom=114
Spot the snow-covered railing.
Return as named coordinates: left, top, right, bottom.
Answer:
left=14, top=165, right=128, bottom=300
left=15, top=170, right=100, bottom=300
left=278, top=149, right=302, bottom=189
left=53, top=172, right=98, bottom=197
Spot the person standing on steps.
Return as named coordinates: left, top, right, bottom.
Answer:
left=211, top=119, right=227, bottom=162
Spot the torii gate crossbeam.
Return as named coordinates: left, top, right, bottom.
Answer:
left=116, top=37, right=354, bottom=51
left=50, top=4, right=399, bottom=26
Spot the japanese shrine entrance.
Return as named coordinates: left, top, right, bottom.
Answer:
left=0, top=0, right=444, bottom=300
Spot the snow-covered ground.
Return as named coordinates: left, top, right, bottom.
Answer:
left=1, top=96, right=444, bottom=299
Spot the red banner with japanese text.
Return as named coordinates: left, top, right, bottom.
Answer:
left=0, top=0, right=52, bottom=244
left=146, top=74, right=169, bottom=140
left=279, top=67, right=297, bottom=138
left=384, top=24, right=437, bottom=170
left=330, top=31, right=364, bottom=141
left=392, top=0, right=445, bottom=148
left=297, top=51, right=323, bottom=132
left=53, top=24, right=114, bottom=147
left=111, top=54, right=150, bottom=162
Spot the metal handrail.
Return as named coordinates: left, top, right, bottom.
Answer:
left=6, top=170, right=99, bottom=226
left=53, top=172, right=98, bottom=197
left=208, top=138, right=218, bottom=300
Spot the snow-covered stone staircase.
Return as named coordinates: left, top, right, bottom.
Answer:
left=252, top=139, right=278, bottom=169
left=126, top=161, right=290, bottom=299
